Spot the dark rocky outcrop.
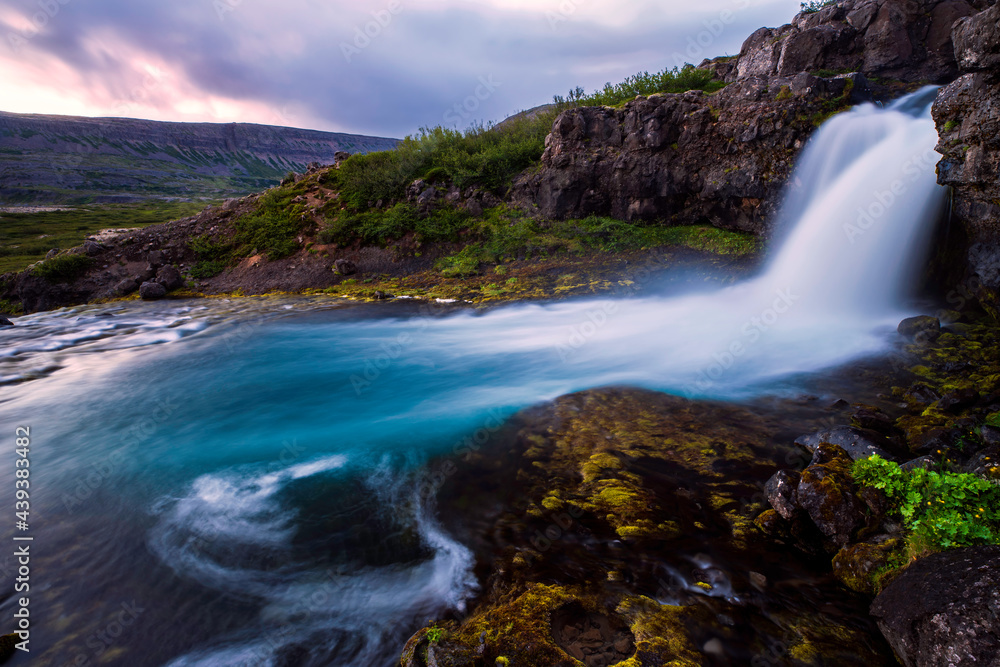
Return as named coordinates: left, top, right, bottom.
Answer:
left=511, top=73, right=868, bottom=233
left=0, top=315, right=12, bottom=326
left=933, top=1, right=1000, bottom=319
left=735, top=0, right=984, bottom=84
left=871, top=545, right=1000, bottom=667
left=511, top=0, right=991, bottom=235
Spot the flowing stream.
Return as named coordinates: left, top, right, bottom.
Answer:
left=0, top=89, right=944, bottom=666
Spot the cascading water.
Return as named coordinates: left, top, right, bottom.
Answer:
left=0, top=88, right=947, bottom=667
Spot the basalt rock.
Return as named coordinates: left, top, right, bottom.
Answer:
left=0, top=315, right=12, bottom=326
left=871, top=545, right=1000, bottom=667
left=139, top=281, right=167, bottom=300
left=795, top=425, right=896, bottom=461
left=735, top=0, right=984, bottom=84
left=933, top=2, right=1000, bottom=319
left=832, top=534, right=905, bottom=595
left=510, top=74, right=869, bottom=233
left=155, top=265, right=184, bottom=291
left=796, top=443, right=868, bottom=548
left=897, top=315, right=942, bottom=340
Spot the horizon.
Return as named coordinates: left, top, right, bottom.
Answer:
left=1, top=0, right=802, bottom=138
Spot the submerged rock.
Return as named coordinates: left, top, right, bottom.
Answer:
left=407, top=389, right=896, bottom=666
left=871, top=545, right=1000, bottom=667
left=898, top=315, right=942, bottom=341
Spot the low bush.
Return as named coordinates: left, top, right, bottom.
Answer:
left=853, top=455, right=1000, bottom=551
left=30, top=254, right=94, bottom=284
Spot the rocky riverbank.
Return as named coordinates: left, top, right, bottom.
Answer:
left=397, top=308, right=1000, bottom=666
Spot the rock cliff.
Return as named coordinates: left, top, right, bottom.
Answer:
left=512, top=0, right=992, bottom=239
left=933, top=1, right=1000, bottom=317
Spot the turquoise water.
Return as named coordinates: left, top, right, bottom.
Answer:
left=0, top=292, right=904, bottom=666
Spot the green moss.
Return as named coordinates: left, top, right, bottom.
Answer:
left=775, top=85, right=793, bottom=102
left=943, top=119, right=960, bottom=133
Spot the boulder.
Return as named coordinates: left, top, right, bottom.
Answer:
left=155, top=265, right=184, bottom=291
left=952, top=2, right=1000, bottom=71
left=796, top=444, right=867, bottom=548
left=795, top=425, right=895, bottom=461
left=765, top=470, right=801, bottom=520
left=898, top=315, right=942, bottom=341
left=45, top=248, right=59, bottom=259
left=139, top=281, right=167, bottom=300
left=334, top=259, right=357, bottom=276
left=147, top=250, right=164, bottom=268
left=0, top=315, right=12, bottom=326
left=871, top=545, right=1000, bottom=667
left=114, top=278, right=139, bottom=296
left=83, top=240, right=104, bottom=256
left=832, top=534, right=904, bottom=595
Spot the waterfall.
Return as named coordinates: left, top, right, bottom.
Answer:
left=761, top=85, right=946, bottom=317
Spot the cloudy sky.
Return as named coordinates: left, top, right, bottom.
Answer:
left=0, top=0, right=801, bottom=138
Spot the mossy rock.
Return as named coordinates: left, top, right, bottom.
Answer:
left=832, top=536, right=906, bottom=595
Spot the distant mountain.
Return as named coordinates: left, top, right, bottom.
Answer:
left=0, top=111, right=399, bottom=203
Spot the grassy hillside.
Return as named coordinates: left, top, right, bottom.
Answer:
left=0, top=201, right=207, bottom=274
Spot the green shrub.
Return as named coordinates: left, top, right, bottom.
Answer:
left=321, top=204, right=471, bottom=247
left=800, top=0, right=836, bottom=13
left=30, top=254, right=94, bottom=283
left=231, top=190, right=309, bottom=259
left=437, top=245, right=482, bottom=277
left=944, top=119, right=960, bottom=133
left=553, top=64, right=725, bottom=108
left=853, top=455, right=1000, bottom=551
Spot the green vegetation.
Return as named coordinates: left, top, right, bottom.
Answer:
left=186, top=188, right=311, bottom=269
left=0, top=201, right=206, bottom=274
left=800, top=0, right=836, bottom=13
left=320, top=203, right=471, bottom=246
left=429, top=208, right=759, bottom=276
left=426, top=627, right=446, bottom=644
left=30, top=254, right=94, bottom=284
left=326, top=65, right=724, bottom=212
left=553, top=65, right=725, bottom=108
left=329, top=113, right=555, bottom=209
left=943, top=119, right=960, bottom=132
left=853, top=455, right=1000, bottom=551
left=230, top=189, right=309, bottom=259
